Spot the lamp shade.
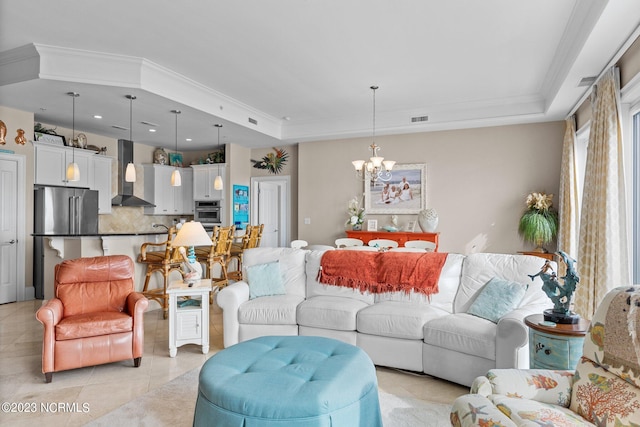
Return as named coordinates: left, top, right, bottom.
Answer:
left=171, top=169, right=182, bottom=186
left=66, top=162, right=80, bottom=181
left=214, top=174, right=223, bottom=190
left=172, top=221, right=213, bottom=247
left=125, top=162, right=136, bottom=182
left=352, top=160, right=365, bottom=171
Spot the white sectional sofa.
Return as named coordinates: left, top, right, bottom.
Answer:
left=217, top=247, right=554, bottom=386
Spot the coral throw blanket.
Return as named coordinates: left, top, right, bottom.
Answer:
left=318, top=251, right=448, bottom=296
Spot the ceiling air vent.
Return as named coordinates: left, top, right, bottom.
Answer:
left=140, top=120, right=158, bottom=127
left=411, top=115, right=429, bottom=123
left=248, top=117, right=258, bottom=125
left=112, top=125, right=128, bottom=130
left=578, top=77, right=597, bottom=87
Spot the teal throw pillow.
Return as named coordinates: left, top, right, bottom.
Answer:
left=467, top=277, right=527, bottom=323
left=246, top=262, right=286, bottom=299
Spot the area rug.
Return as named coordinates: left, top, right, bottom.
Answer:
left=88, top=367, right=452, bottom=426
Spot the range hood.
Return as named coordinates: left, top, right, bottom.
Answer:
left=111, top=139, right=155, bottom=207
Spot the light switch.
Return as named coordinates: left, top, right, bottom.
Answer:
left=304, top=218, right=311, bottom=225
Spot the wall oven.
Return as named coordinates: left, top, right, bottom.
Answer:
left=194, top=200, right=222, bottom=229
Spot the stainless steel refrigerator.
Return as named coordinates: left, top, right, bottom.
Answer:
left=33, top=185, right=99, bottom=298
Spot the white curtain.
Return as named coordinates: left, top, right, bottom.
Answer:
left=575, top=67, right=630, bottom=319
left=557, top=116, right=580, bottom=268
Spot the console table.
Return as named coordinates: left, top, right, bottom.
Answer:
left=345, top=230, right=439, bottom=251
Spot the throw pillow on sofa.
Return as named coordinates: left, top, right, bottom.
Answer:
left=467, top=277, right=527, bottom=323
left=246, top=262, right=286, bottom=299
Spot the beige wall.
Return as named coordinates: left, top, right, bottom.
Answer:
left=249, top=145, right=299, bottom=240
left=298, top=121, right=564, bottom=253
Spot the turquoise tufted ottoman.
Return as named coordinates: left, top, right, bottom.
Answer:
left=193, top=336, right=382, bottom=427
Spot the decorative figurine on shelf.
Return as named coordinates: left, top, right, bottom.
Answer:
left=528, top=250, right=580, bottom=324
left=153, top=147, right=168, bottom=165
left=0, top=120, right=6, bottom=144
left=15, top=128, right=26, bottom=145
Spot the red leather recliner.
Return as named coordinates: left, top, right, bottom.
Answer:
left=36, top=255, right=148, bottom=383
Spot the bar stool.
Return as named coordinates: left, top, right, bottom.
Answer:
left=227, top=224, right=264, bottom=281
left=137, top=226, right=183, bottom=319
left=195, top=225, right=235, bottom=289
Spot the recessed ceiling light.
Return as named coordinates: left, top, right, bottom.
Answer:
left=93, top=115, right=102, bottom=119
left=282, top=116, right=291, bottom=121
left=39, top=107, right=47, bottom=111
left=149, top=129, right=156, bottom=133
left=185, top=138, right=192, bottom=142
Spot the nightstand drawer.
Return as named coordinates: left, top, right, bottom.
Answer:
left=525, top=314, right=589, bottom=370
left=531, top=333, right=569, bottom=368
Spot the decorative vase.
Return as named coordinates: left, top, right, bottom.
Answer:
left=352, top=223, right=362, bottom=231
left=418, top=208, right=438, bottom=232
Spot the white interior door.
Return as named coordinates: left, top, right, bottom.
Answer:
left=251, top=177, right=289, bottom=248
left=0, top=158, right=18, bottom=303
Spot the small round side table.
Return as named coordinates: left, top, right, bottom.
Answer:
left=524, top=313, right=590, bottom=370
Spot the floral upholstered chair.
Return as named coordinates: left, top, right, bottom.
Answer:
left=450, top=285, right=640, bottom=426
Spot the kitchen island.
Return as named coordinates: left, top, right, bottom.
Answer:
left=34, top=231, right=178, bottom=306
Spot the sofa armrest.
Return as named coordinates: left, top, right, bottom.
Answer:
left=470, top=375, right=493, bottom=396
left=216, top=281, right=250, bottom=348
left=495, top=305, right=548, bottom=368
left=451, top=394, right=517, bottom=427
left=126, top=292, right=149, bottom=317
left=126, top=292, right=149, bottom=359
left=478, top=369, right=574, bottom=406
left=36, top=298, right=64, bottom=374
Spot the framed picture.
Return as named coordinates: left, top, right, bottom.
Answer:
left=34, top=132, right=66, bottom=146
left=367, top=219, right=378, bottom=231
left=169, top=152, right=183, bottom=167
left=364, top=163, right=427, bottom=214
left=405, top=220, right=417, bottom=232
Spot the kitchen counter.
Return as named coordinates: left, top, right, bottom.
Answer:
left=32, top=231, right=167, bottom=237
left=36, top=232, right=177, bottom=303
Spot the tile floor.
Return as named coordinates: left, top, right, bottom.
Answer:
left=0, top=298, right=468, bottom=426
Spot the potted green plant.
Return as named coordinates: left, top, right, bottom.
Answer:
left=518, top=192, right=559, bottom=253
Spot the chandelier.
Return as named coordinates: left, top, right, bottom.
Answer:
left=352, top=86, right=395, bottom=182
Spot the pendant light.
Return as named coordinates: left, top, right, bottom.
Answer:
left=66, top=92, right=80, bottom=182
left=214, top=124, right=224, bottom=190
left=170, top=110, right=182, bottom=187
left=125, top=95, right=137, bottom=182
left=351, top=85, right=395, bottom=182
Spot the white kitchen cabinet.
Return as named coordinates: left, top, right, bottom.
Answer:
left=34, top=143, right=92, bottom=188
left=92, top=155, right=113, bottom=214
left=143, top=164, right=193, bottom=215
left=192, top=164, right=225, bottom=201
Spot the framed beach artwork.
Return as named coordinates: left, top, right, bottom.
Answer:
left=364, top=163, right=426, bottom=214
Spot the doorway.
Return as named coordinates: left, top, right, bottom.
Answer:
left=250, top=176, right=290, bottom=248
left=0, top=154, right=26, bottom=303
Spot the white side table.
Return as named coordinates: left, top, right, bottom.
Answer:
left=168, top=279, right=212, bottom=357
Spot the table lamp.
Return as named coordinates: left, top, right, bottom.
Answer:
left=172, top=220, right=213, bottom=285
